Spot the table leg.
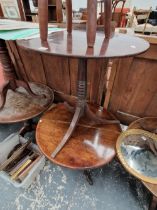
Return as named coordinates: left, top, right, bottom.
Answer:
left=0, top=39, right=38, bottom=110
left=149, top=195, right=157, bottom=210
left=51, top=58, right=120, bottom=158
left=51, top=58, right=87, bottom=158
left=19, top=119, right=37, bottom=137
left=83, top=170, right=93, bottom=185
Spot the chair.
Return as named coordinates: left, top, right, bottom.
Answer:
left=97, top=0, right=126, bottom=27
left=112, top=0, right=126, bottom=27
left=38, top=0, right=112, bottom=46
left=127, top=7, right=152, bottom=34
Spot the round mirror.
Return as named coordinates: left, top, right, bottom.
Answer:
left=116, top=129, right=157, bottom=184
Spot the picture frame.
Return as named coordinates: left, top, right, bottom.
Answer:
left=0, top=0, right=20, bottom=19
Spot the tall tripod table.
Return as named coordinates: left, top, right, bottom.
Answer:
left=17, top=30, right=149, bottom=170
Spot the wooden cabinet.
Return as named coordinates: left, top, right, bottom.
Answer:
left=20, top=0, right=63, bottom=23
left=105, top=35, right=157, bottom=125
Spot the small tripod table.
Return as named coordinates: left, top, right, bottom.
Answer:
left=17, top=30, right=149, bottom=170
left=0, top=39, right=54, bottom=127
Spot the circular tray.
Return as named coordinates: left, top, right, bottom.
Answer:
left=0, top=82, right=54, bottom=123
left=116, top=128, right=157, bottom=184
left=36, top=103, right=121, bottom=170
left=17, top=30, right=149, bottom=59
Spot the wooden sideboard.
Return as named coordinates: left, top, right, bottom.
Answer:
left=105, top=35, right=157, bottom=125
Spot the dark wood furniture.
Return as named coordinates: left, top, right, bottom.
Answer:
left=112, top=0, right=126, bottom=27
left=20, top=0, right=63, bottom=23
left=106, top=35, right=157, bottom=125
left=36, top=103, right=121, bottom=169
left=0, top=39, right=53, bottom=123
left=128, top=117, right=157, bottom=210
left=97, top=0, right=126, bottom=26
left=17, top=0, right=149, bottom=170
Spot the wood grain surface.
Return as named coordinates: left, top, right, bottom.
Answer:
left=36, top=103, right=121, bottom=169
left=17, top=30, right=149, bottom=59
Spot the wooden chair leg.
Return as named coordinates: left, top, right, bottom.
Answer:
left=104, top=0, right=112, bottom=38
left=38, top=0, right=48, bottom=41
left=87, top=0, right=97, bottom=48
left=66, top=0, right=72, bottom=34
left=149, top=195, right=157, bottom=210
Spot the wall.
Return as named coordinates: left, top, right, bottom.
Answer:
left=29, top=0, right=157, bottom=12
left=129, top=0, right=157, bottom=9
left=72, top=0, right=157, bottom=10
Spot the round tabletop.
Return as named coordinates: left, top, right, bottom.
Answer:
left=0, top=82, right=54, bottom=123
left=36, top=104, right=121, bottom=170
left=17, top=30, right=150, bottom=59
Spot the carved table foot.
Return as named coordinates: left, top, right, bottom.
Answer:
left=149, top=195, right=157, bottom=210
left=85, top=105, right=120, bottom=125
left=83, top=170, right=93, bottom=185
left=51, top=105, right=83, bottom=158
left=0, top=82, right=9, bottom=110
left=19, top=119, right=37, bottom=137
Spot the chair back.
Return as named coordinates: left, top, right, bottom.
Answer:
left=128, top=7, right=152, bottom=33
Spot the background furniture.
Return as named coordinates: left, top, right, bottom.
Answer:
left=127, top=7, right=152, bottom=34
left=0, top=39, right=53, bottom=123
left=97, top=0, right=127, bottom=27
left=105, top=35, right=157, bottom=125
left=0, top=0, right=63, bottom=22
left=148, top=10, right=157, bottom=26
left=20, top=0, right=63, bottom=22
left=112, top=0, right=126, bottom=27
left=0, top=0, right=21, bottom=20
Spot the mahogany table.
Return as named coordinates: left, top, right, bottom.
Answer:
left=17, top=30, right=149, bottom=172
left=0, top=39, right=54, bottom=133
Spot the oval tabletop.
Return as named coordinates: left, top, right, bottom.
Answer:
left=128, top=117, right=157, bottom=197
left=36, top=104, right=121, bottom=170
left=0, top=82, right=54, bottom=123
left=17, top=30, right=149, bottom=59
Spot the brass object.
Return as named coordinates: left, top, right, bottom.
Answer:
left=116, top=129, right=157, bottom=184
left=11, top=159, right=32, bottom=180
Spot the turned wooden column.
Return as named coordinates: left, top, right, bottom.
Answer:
left=149, top=195, right=157, bottom=210
left=104, top=0, right=112, bottom=38
left=66, top=0, right=72, bottom=34
left=38, top=0, right=48, bottom=42
left=87, top=0, right=97, bottom=48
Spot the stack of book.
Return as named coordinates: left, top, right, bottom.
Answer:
left=0, top=140, right=42, bottom=183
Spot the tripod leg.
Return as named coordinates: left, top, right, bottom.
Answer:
left=51, top=106, right=83, bottom=158
left=0, top=83, right=9, bottom=110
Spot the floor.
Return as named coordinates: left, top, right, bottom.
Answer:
left=0, top=122, right=151, bottom=210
